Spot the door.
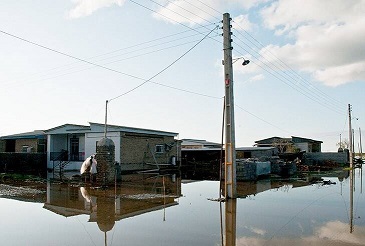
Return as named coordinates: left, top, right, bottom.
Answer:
left=70, top=138, right=79, bottom=161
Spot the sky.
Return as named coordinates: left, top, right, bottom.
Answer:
left=0, top=0, right=364, bottom=152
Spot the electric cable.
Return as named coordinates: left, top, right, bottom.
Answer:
left=108, top=25, right=219, bottom=101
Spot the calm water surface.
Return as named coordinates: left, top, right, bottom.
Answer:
left=0, top=168, right=364, bottom=246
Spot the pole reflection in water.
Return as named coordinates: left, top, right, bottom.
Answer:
left=224, top=199, right=237, bottom=246
left=350, top=168, right=354, bottom=233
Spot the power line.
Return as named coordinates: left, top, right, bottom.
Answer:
left=128, top=0, right=223, bottom=47
left=108, top=25, right=219, bottom=101
left=233, top=43, right=346, bottom=115
left=232, top=21, right=345, bottom=108
left=1, top=26, right=216, bottom=88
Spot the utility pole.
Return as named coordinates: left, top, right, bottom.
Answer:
left=104, top=100, right=108, bottom=138
left=223, top=13, right=237, bottom=199
left=348, top=104, right=353, bottom=169
left=359, top=127, right=363, bottom=158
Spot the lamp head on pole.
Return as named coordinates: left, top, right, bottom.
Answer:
left=231, top=57, right=250, bottom=66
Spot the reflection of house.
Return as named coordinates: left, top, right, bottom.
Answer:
left=0, top=130, right=46, bottom=153
left=44, top=174, right=181, bottom=233
left=46, top=122, right=180, bottom=171
left=255, top=136, right=322, bottom=153
left=236, top=179, right=313, bottom=198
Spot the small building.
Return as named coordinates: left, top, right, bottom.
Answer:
left=0, top=130, right=47, bottom=153
left=46, top=122, right=180, bottom=172
left=0, top=130, right=47, bottom=174
left=255, top=136, right=322, bottom=153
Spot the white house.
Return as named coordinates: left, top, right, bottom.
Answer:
left=46, top=122, right=179, bottom=172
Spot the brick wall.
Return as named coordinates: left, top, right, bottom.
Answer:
left=15, top=139, right=38, bottom=152
left=120, top=133, right=178, bottom=171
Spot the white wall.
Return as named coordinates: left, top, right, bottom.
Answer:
left=85, top=132, right=120, bottom=162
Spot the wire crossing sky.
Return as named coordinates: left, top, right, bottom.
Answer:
left=0, top=0, right=364, bottom=152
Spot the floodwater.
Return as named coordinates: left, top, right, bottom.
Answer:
left=0, top=168, right=364, bottom=246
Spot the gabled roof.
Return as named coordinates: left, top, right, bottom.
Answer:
left=255, top=137, right=288, bottom=144
left=45, top=122, right=178, bottom=137
left=291, top=136, right=323, bottom=143
left=255, top=136, right=322, bottom=144
left=0, top=130, right=45, bottom=140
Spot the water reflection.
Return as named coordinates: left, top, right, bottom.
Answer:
left=0, top=168, right=363, bottom=245
left=221, top=166, right=364, bottom=246
left=44, top=174, right=181, bottom=245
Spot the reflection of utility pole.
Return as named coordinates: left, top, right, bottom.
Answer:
left=350, top=168, right=354, bottom=233
left=223, top=12, right=236, bottom=199
left=225, top=198, right=237, bottom=246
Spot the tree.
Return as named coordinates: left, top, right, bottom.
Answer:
left=272, top=138, right=297, bottom=153
left=336, top=139, right=349, bottom=149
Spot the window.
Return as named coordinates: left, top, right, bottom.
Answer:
left=155, top=144, right=164, bottom=154
left=22, top=145, right=29, bottom=153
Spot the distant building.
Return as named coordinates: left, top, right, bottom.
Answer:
left=181, top=139, right=277, bottom=164
left=255, top=136, right=322, bottom=153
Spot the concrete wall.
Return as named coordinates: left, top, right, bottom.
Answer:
left=302, top=152, right=348, bottom=165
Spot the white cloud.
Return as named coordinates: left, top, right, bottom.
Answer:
left=259, top=0, right=365, bottom=86
left=68, top=0, right=125, bottom=19
left=233, top=14, right=253, bottom=31
left=152, top=0, right=269, bottom=25
left=235, top=221, right=365, bottom=246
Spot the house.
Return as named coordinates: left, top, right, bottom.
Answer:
left=46, top=122, right=180, bottom=172
left=255, top=136, right=322, bottom=153
left=0, top=130, right=47, bottom=153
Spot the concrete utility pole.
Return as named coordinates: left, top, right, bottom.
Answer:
left=223, top=13, right=237, bottom=199
left=348, top=104, right=353, bottom=168
left=104, top=100, right=108, bottom=138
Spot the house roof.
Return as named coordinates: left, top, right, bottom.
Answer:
left=0, top=130, right=45, bottom=140
left=255, top=137, right=288, bottom=144
left=181, top=139, right=222, bottom=146
left=255, top=136, right=322, bottom=144
left=45, top=122, right=178, bottom=137
left=291, top=136, right=323, bottom=143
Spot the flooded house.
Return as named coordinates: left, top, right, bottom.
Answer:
left=46, top=122, right=180, bottom=173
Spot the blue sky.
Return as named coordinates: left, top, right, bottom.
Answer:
left=1, top=0, right=364, bottom=151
